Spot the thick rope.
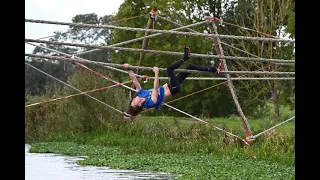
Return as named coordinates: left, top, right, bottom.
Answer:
left=248, top=116, right=295, bottom=140
left=25, top=18, right=295, bottom=43
left=25, top=53, right=295, bottom=76
left=103, top=65, right=295, bottom=80
left=25, top=62, right=125, bottom=114
left=26, top=39, right=295, bottom=64
left=34, top=14, right=148, bottom=41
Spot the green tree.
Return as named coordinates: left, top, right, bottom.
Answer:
left=26, top=13, right=115, bottom=96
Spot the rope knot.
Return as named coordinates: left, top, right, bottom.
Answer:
left=245, top=136, right=255, bottom=145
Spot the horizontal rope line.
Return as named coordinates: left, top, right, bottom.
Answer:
left=25, top=53, right=295, bottom=76
left=103, top=65, right=295, bottom=80
left=25, top=18, right=295, bottom=43
left=25, top=39, right=295, bottom=64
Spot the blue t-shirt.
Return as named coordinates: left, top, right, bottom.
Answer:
left=136, top=86, right=165, bottom=109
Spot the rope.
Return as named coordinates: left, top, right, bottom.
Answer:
left=25, top=18, right=295, bottom=43
left=248, top=116, right=295, bottom=140
left=26, top=39, right=295, bottom=64
left=34, top=14, right=148, bottom=41
left=220, top=42, right=294, bottom=65
left=25, top=80, right=132, bottom=108
left=75, top=19, right=208, bottom=56
left=103, top=65, right=295, bottom=80
left=25, top=62, right=125, bottom=114
left=25, top=53, right=295, bottom=76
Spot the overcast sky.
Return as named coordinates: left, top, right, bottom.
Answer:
left=25, top=0, right=125, bottom=53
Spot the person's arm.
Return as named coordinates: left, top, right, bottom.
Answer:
left=123, top=63, right=141, bottom=91
left=151, top=67, right=159, bottom=104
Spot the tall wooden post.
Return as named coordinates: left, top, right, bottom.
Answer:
left=136, top=8, right=157, bottom=74
left=206, top=16, right=253, bottom=142
left=128, top=8, right=157, bottom=115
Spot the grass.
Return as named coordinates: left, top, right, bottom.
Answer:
left=28, top=115, right=294, bottom=179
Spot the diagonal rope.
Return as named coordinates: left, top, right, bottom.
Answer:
left=25, top=52, right=295, bottom=76
left=25, top=18, right=295, bottom=43
left=25, top=80, right=132, bottom=108
left=25, top=62, right=125, bottom=114
left=26, top=39, right=295, bottom=64
left=249, top=116, right=295, bottom=140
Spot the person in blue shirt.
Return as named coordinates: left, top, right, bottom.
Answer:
left=122, top=46, right=222, bottom=117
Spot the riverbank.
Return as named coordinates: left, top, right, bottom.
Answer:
left=28, top=116, right=295, bottom=179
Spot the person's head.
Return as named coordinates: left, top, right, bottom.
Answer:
left=128, top=96, right=146, bottom=116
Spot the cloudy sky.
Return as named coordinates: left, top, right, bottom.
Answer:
left=25, top=0, right=125, bottom=53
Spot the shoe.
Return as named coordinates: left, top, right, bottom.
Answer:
left=183, top=46, right=191, bottom=61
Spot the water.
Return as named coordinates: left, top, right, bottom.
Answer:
left=25, top=144, right=179, bottom=180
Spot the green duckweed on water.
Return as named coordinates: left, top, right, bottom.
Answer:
left=29, top=141, right=294, bottom=180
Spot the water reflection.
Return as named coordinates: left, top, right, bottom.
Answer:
left=25, top=144, right=179, bottom=180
